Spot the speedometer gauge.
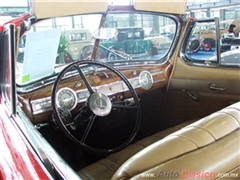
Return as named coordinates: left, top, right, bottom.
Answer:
left=56, top=88, right=77, bottom=110
left=139, top=71, right=153, bottom=90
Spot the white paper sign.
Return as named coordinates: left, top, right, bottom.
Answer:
left=22, top=28, right=61, bottom=83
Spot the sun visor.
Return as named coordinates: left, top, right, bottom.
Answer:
left=31, top=0, right=108, bottom=19
left=134, top=0, right=187, bottom=15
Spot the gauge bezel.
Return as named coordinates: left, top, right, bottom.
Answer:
left=139, top=70, right=153, bottom=90
left=56, top=87, right=78, bottom=110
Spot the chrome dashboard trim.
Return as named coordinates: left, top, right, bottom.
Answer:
left=30, top=70, right=165, bottom=115
left=56, top=87, right=78, bottom=110
left=139, top=71, right=154, bottom=90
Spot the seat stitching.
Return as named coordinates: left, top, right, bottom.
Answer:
left=217, top=111, right=240, bottom=125
left=185, top=126, right=217, bottom=140
left=225, top=107, right=240, bottom=111
left=98, top=160, right=119, bottom=172
left=168, top=134, right=202, bottom=148
left=134, top=143, right=149, bottom=148
left=78, top=161, right=118, bottom=179
left=185, top=112, right=239, bottom=140
left=78, top=171, right=93, bottom=180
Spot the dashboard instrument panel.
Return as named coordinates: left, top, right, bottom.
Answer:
left=18, top=63, right=172, bottom=124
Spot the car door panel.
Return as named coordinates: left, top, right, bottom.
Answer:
left=162, top=19, right=240, bottom=125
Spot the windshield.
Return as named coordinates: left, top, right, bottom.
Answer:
left=16, top=13, right=176, bottom=85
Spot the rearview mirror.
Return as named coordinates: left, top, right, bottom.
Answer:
left=93, top=28, right=118, bottom=40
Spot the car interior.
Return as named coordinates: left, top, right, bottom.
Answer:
left=4, top=1, right=239, bottom=179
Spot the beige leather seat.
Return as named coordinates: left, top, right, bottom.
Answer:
left=78, top=120, right=197, bottom=180
left=78, top=102, right=240, bottom=180
left=112, top=102, right=240, bottom=180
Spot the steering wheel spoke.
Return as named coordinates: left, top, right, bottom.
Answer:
left=80, top=114, right=96, bottom=144
left=112, top=101, right=138, bottom=110
left=75, top=64, right=94, bottom=94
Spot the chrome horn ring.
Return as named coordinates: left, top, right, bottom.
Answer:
left=88, top=92, right=112, bottom=117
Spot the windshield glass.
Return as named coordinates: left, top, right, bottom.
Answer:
left=95, top=13, right=175, bottom=62
left=16, top=14, right=102, bottom=85
left=16, top=13, right=176, bottom=85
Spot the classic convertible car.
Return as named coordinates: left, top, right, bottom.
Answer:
left=0, top=0, right=240, bottom=180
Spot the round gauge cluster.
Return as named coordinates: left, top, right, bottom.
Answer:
left=56, top=87, right=77, bottom=110
left=139, top=71, right=153, bottom=90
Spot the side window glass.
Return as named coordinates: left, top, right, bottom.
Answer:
left=187, top=21, right=217, bottom=61
left=185, top=20, right=240, bottom=67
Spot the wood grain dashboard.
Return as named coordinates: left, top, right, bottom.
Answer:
left=18, top=62, right=172, bottom=125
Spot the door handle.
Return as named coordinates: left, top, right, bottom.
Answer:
left=183, top=89, right=199, bottom=101
left=209, top=83, right=227, bottom=91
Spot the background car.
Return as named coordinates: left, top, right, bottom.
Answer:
left=97, top=27, right=153, bottom=60
left=207, top=48, right=240, bottom=66
left=63, top=29, right=93, bottom=61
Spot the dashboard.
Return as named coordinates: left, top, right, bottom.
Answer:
left=18, top=63, right=172, bottom=125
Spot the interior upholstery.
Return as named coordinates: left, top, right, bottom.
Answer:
left=78, top=120, right=197, bottom=180
left=111, top=102, right=240, bottom=180
left=78, top=102, right=240, bottom=180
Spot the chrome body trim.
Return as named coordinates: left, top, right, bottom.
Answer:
left=15, top=106, right=81, bottom=180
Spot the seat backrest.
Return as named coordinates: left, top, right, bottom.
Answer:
left=112, top=102, right=240, bottom=180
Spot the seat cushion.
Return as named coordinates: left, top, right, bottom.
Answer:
left=111, top=102, right=240, bottom=180
left=77, top=120, right=197, bottom=180
left=130, top=129, right=240, bottom=180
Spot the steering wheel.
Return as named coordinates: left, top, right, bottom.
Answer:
left=51, top=60, right=141, bottom=154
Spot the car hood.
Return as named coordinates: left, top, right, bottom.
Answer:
left=31, top=0, right=187, bottom=19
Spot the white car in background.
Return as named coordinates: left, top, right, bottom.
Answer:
left=208, top=48, right=240, bottom=66
left=64, top=29, right=93, bottom=61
